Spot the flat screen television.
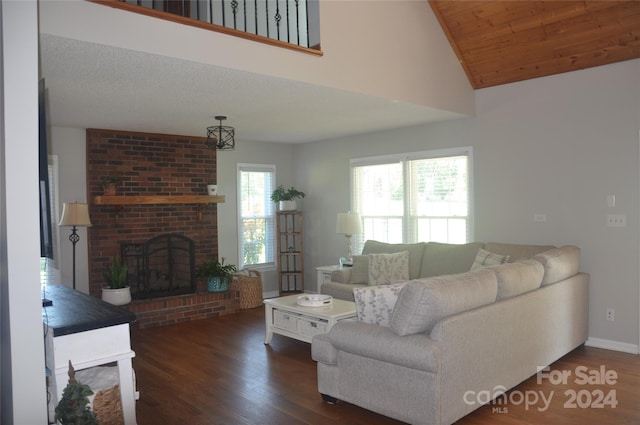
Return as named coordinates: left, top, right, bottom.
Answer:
left=39, top=78, right=53, bottom=259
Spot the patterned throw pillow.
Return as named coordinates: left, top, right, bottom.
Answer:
left=470, top=248, right=510, bottom=271
left=368, top=251, right=410, bottom=286
left=353, top=282, right=409, bottom=326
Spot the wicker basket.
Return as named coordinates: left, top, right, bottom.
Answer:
left=93, top=384, right=124, bottom=425
left=231, top=270, right=263, bottom=309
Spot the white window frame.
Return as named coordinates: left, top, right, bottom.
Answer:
left=236, top=163, right=277, bottom=270
left=350, top=147, right=473, bottom=254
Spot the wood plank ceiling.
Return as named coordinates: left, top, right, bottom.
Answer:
left=429, top=1, right=640, bottom=89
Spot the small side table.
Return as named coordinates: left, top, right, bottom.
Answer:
left=316, top=265, right=341, bottom=294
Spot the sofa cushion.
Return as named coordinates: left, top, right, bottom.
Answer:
left=533, top=245, right=580, bottom=285
left=470, top=248, right=510, bottom=270
left=484, top=242, right=555, bottom=262
left=390, top=269, right=498, bottom=336
left=419, top=242, right=484, bottom=278
left=311, top=332, right=337, bottom=365
left=368, top=251, right=410, bottom=286
left=349, top=255, right=369, bottom=284
left=330, top=267, right=352, bottom=284
left=328, top=321, right=440, bottom=373
left=321, top=281, right=366, bottom=301
left=490, top=259, right=544, bottom=300
left=353, top=281, right=408, bottom=326
left=362, top=240, right=425, bottom=279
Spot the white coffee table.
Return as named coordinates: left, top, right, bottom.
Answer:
left=264, top=294, right=356, bottom=344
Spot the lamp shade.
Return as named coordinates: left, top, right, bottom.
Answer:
left=336, top=212, right=362, bottom=235
left=58, top=202, right=93, bottom=227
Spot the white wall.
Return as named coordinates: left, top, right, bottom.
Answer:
left=38, top=0, right=474, bottom=116
left=295, top=59, right=640, bottom=351
left=214, top=139, right=295, bottom=294
left=0, top=1, right=49, bottom=422
left=52, top=127, right=90, bottom=292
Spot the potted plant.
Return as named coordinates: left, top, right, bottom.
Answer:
left=270, top=185, right=306, bottom=211
left=55, top=361, right=99, bottom=425
left=197, top=257, right=237, bottom=293
left=101, top=256, right=131, bottom=306
left=99, top=176, right=120, bottom=196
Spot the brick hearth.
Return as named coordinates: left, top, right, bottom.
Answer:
left=86, top=129, right=239, bottom=328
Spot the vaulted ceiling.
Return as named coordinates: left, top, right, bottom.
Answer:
left=429, top=1, right=640, bottom=89
left=39, top=1, right=640, bottom=144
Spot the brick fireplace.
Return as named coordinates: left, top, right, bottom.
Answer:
left=86, top=129, right=239, bottom=328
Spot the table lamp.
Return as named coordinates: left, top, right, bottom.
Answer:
left=336, top=211, right=362, bottom=267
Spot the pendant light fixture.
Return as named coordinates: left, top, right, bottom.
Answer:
left=206, top=115, right=235, bottom=150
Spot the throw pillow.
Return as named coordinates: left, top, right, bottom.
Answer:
left=470, top=248, right=510, bottom=271
left=352, top=282, right=408, bottom=326
left=368, top=251, right=409, bottom=286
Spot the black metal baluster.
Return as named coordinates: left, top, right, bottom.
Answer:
left=286, top=0, right=290, bottom=43
left=295, top=0, right=299, bottom=45
left=265, top=0, right=270, bottom=40
left=254, top=0, right=259, bottom=35
left=209, top=0, right=213, bottom=24
left=231, top=0, right=238, bottom=29
left=305, top=0, right=310, bottom=48
left=243, top=0, right=247, bottom=31
left=222, top=0, right=226, bottom=27
left=275, top=0, right=281, bottom=40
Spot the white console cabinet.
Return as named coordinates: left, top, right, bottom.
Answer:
left=43, top=285, right=138, bottom=424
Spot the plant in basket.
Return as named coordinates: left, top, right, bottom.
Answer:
left=197, top=257, right=237, bottom=293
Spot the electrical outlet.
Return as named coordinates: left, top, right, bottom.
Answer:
left=534, top=214, right=547, bottom=222
left=606, top=214, right=627, bottom=227
left=606, top=308, right=615, bottom=322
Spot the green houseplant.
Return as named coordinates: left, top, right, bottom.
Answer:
left=101, top=257, right=131, bottom=305
left=99, top=176, right=120, bottom=195
left=55, top=361, right=99, bottom=425
left=270, top=185, right=306, bottom=211
left=197, top=257, right=237, bottom=293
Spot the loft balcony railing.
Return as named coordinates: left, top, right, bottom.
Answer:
left=93, top=0, right=322, bottom=55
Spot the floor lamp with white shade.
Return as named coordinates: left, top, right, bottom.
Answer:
left=58, top=202, right=92, bottom=290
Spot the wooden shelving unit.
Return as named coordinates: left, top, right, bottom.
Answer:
left=277, top=211, right=304, bottom=295
left=92, top=195, right=225, bottom=222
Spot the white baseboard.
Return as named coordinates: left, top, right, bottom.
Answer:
left=585, top=337, right=639, bottom=355
left=263, top=290, right=280, bottom=299
left=263, top=290, right=318, bottom=299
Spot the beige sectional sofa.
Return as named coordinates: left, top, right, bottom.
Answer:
left=312, top=241, right=589, bottom=425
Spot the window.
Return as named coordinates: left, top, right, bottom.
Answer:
left=351, top=147, right=472, bottom=253
left=237, top=164, right=276, bottom=269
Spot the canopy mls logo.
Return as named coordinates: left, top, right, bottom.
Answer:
left=463, top=365, right=619, bottom=414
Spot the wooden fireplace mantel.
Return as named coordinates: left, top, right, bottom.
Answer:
left=93, top=195, right=225, bottom=205
left=92, top=195, right=225, bottom=221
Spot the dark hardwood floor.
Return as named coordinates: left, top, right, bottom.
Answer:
left=131, top=307, right=640, bottom=425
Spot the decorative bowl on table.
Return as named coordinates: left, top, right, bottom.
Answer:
left=296, top=294, right=333, bottom=307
